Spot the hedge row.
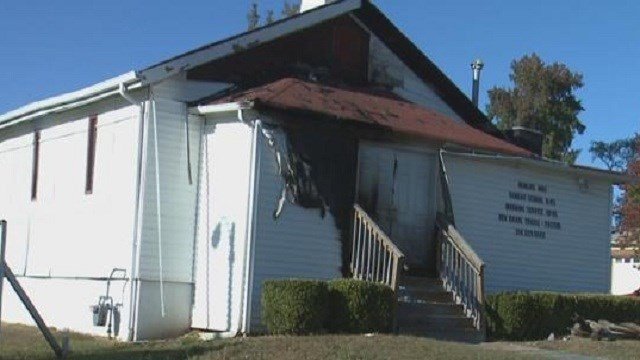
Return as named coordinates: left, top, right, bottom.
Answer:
left=262, top=279, right=395, bottom=335
left=486, top=292, right=640, bottom=340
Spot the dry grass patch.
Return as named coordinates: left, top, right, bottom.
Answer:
left=0, top=323, right=542, bottom=360
left=524, top=337, right=640, bottom=360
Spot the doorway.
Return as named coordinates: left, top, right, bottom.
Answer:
left=357, top=143, right=437, bottom=272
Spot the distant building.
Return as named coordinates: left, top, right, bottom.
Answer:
left=611, top=231, right=640, bottom=295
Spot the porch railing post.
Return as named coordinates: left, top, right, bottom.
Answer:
left=351, top=213, right=358, bottom=274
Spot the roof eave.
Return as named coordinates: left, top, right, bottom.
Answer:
left=138, top=0, right=363, bottom=85
left=442, top=150, right=634, bottom=184
left=0, top=71, right=141, bottom=128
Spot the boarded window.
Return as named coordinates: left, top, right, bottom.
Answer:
left=31, top=130, right=40, bottom=201
left=85, top=116, right=98, bottom=194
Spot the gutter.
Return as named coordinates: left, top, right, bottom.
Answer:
left=190, top=101, right=255, bottom=116
left=441, top=150, right=635, bottom=184
left=0, top=72, right=141, bottom=130
left=118, top=83, right=147, bottom=341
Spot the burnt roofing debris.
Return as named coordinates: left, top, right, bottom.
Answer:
left=211, top=78, right=531, bottom=156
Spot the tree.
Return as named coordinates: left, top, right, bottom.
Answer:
left=590, top=137, right=638, bottom=171
left=487, top=54, right=586, bottom=162
left=589, top=134, right=640, bottom=231
left=265, top=9, right=275, bottom=25
left=247, top=2, right=260, bottom=31
left=282, top=1, right=301, bottom=17
left=591, top=135, right=640, bottom=248
left=621, top=147, right=640, bottom=247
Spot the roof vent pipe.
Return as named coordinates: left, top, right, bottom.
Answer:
left=471, top=59, right=484, bottom=107
left=300, top=0, right=335, bottom=12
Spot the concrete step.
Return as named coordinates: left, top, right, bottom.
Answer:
left=397, top=301, right=464, bottom=317
left=399, top=327, right=484, bottom=343
left=396, top=275, right=484, bottom=343
left=402, top=275, right=443, bottom=287
left=398, top=314, right=475, bottom=329
left=400, top=289, right=454, bottom=303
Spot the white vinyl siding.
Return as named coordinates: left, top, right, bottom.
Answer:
left=249, top=127, right=342, bottom=330
left=443, top=154, right=612, bottom=294
left=137, top=98, right=202, bottom=283
left=192, top=120, right=253, bottom=331
left=2, top=106, right=140, bottom=278
left=0, top=100, right=140, bottom=339
left=133, top=97, right=202, bottom=339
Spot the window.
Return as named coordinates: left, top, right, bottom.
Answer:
left=85, top=116, right=98, bottom=194
left=31, top=130, right=40, bottom=201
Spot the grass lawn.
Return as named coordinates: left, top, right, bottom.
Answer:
left=524, top=337, right=640, bottom=360
left=3, top=322, right=640, bottom=360
left=0, top=323, right=535, bottom=360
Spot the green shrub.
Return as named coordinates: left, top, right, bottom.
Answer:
left=327, top=279, right=395, bottom=333
left=486, top=292, right=640, bottom=340
left=261, top=279, right=396, bottom=335
left=262, top=279, right=329, bottom=335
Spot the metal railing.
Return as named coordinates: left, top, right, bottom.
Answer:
left=350, top=204, right=405, bottom=292
left=435, top=213, right=485, bottom=331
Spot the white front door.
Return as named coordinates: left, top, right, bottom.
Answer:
left=357, top=144, right=436, bottom=268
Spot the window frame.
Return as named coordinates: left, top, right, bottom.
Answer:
left=85, top=115, right=98, bottom=194
left=31, top=130, right=40, bottom=201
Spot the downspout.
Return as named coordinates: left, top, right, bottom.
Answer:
left=240, top=114, right=261, bottom=335
left=118, top=82, right=146, bottom=341
left=150, top=93, right=167, bottom=318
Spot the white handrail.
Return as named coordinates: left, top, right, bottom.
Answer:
left=436, top=213, right=486, bottom=331
left=351, top=205, right=405, bottom=292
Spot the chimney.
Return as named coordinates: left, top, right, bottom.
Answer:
left=300, top=0, right=335, bottom=12
left=505, top=126, right=544, bottom=156
left=471, top=59, right=484, bottom=107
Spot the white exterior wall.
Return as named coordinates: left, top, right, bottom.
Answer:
left=133, top=96, right=202, bottom=340
left=443, top=154, right=613, bottom=294
left=191, top=119, right=253, bottom=333
left=611, top=259, right=640, bottom=295
left=0, top=100, right=140, bottom=339
left=249, top=126, right=342, bottom=331
left=368, top=34, right=463, bottom=122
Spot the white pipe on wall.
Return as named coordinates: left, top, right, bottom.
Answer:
left=118, top=83, right=147, bottom=341
left=118, top=83, right=149, bottom=341
left=151, top=96, right=167, bottom=318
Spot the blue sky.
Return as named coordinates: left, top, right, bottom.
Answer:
left=0, top=0, right=637, bottom=166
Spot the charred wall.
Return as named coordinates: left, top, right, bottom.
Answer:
left=263, top=110, right=359, bottom=276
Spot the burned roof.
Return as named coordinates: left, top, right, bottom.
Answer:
left=141, top=0, right=498, bottom=132
left=208, top=78, right=531, bottom=156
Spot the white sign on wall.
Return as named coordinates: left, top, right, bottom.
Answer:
left=498, top=181, right=562, bottom=239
